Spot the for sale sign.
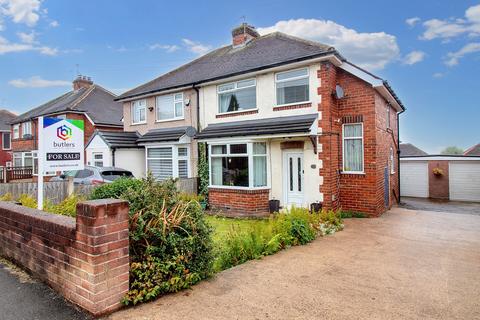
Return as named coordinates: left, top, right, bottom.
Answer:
left=41, top=117, right=85, bottom=171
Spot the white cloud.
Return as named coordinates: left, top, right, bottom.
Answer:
left=17, top=30, right=35, bottom=44
left=182, top=38, right=212, bottom=55
left=257, top=19, right=400, bottom=70
left=149, top=43, right=179, bottom=53
left=8, top=76, right=70, bottom=88
left=0, top=0, right=41, bottom=27
left=433, top=72, right=444, bottom=78
left=444, top=42, right=480, bottom=66
left=403, top=50, right=426, bottom=65
left=421, top=4, right=480, bottom=40
left=0, top=35, right=57, bottom=55
left=406, top=17, right=421, bottom=27
left=49, top=20, right=58, bottom=27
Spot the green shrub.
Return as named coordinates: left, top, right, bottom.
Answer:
left=17, top=194, right=37, bottom=208
left=198, top=143, right=209, bottom=201
left=89, top=177, right=142, bottom=200
left=44, top=194, right=85, bottom=217
left=340, top=211, right=367, bottom=218
left=91, top=174, right=214, bottom=305
left=0, top=193, right=13, bottom=201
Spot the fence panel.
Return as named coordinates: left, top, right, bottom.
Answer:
left=0, top=181, right=96, bottom=203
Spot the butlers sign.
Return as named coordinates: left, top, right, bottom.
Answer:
left=42, top=117, right=84, bottom=171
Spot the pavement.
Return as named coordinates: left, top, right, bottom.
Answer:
left=0, top=260, right=91, bottom=320
left=109, top=207, right=480, bottom=320
left=401, top=196, right=480, bottom=215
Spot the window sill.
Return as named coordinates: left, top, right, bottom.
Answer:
left=273, top=102, right=312, bottom=111
left=130, top=122, right=147, bottom=126
left=155, top=117, right=184, bottom=123
left=274, top=101, right=311, bottom=109
left=216, top=109, right=258, bottom=118
left=209, top=186, right=271, bottom=193
left=341, top=171, right=365, bottom=175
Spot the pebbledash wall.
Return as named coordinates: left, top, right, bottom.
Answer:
left=0, top=199, right=130, bottom=316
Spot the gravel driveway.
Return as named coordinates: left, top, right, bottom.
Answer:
left=108, top=207, right=480, bottom=320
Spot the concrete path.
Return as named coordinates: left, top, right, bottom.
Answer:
left=109, top=207, right=480, bottom=320
left=401, top=196, right=480, bottom=215
left=0, top=261, right=90, bottom=320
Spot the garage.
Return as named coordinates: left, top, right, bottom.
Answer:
left=449, top=161, right=480, bottom=202
left=400, top=161, right=429, bottom=198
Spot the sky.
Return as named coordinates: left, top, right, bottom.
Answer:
left=0, top=0, right=479, bottom=153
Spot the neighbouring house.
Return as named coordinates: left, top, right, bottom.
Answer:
left=0, top=110, right=16, bottom=167
left=399, top=143, right=428, bottom=157
left=111, top=23, right=404, bottom=217
left=10, top=76, right=123, bottom=177
left=464, top=143, right=480, bottom=156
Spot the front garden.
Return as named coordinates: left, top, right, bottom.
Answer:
left=0, top=175, right=344, bottom=306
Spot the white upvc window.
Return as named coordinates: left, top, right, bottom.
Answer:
left=93, top=152, right=104, bottom=167
left=13, top=152, right=22, bottom=167
left=342, top=123, right=364, bottom=173
left=22, top=121, right=32, bottom=138
left=390, top=147, right=395, bottom=174
left=14, top=151, right=33, bottom=168
left=275, top=68, right=309, bottom=106
left=217, top=78, right=256, bottom=114
left=156, top=93, right=184, bottom=121
left=2, top=132, right=11, bottom=150
left=386, top=105, right=391, bottom=129
left=131, top=99, right=147, bottom=124
left=13, top=124, right=19, bottom=139
left=146, top=145, right=190, bottom=180
left=209, top=142, right=268, bottom=189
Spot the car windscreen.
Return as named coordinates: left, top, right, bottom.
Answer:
left=100, top=170, right=133, bottom=181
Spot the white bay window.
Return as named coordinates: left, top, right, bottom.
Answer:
left=146, top=145, right=190, bottom=180
left=276, top=68, right=309, bottom=105
left=342, top=123, right=364, bottom=173
left=218, top=79, right=256, bottom=113
left=209, top=142, right=268, bottom=188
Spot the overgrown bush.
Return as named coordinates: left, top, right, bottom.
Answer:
left=0, top=193, right=13, bottom=201
left=214, top=207, right=343, bottom=271
left=6, top=193, right=84, bottom=216
left=90, top=174, right=214, bottom=305
left=89, top=177, right=143, bottom=200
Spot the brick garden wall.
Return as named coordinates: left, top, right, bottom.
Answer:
left=0, top=199, right=130, bottom=316
left=209, top=187, right=270, bottom=217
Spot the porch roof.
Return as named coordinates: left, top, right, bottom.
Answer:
left=195, top=114, right=318, bottom=139
left=136, top=126, right=197, bottom=143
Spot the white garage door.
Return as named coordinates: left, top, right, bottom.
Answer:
left=449, top=161, right=480, bottom=202
left=400, top=161, right=429, bottom=198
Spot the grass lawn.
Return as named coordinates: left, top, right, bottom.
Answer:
left=205, top=215, right=269, bottom=244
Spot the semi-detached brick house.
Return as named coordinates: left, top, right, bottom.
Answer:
left=10, top=76, right=123, bottom=176
left=114, top=24, right=405, bottom=217
left=0, top=110, right=17, bottom=167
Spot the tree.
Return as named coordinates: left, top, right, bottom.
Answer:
left=440, top=146, right=464, bottom=155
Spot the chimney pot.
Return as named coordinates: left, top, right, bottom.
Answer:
left=232, top=23, right=259, bottom=47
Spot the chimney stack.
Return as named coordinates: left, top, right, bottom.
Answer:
left=232, top=23, right=259, bottom=47
left=73, top=75, right=93, bottom=90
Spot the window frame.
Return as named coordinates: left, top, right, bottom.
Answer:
left=21, top=121, right=32, bottom=138
left=342, top=123, right=365, bottom=174
left=386, top=105, right=391, bottom=129
left=217, top=78, right=257, bottom=115
left=145, top=144, right=190, bottom=180
left=131, top=99, right=147, bottom=125
left=13, top=124, right=19, bottom=139
left=390, top=147, right=395, bottom=174
left=208, top=141, right=270, bottom=190
left=155, top=92, right=184, bottom=122
left=92, top=152, right=104, bottom=167
left=275, top=67, right=310, bottom=107
left=2, top=132, right=11, bottom=150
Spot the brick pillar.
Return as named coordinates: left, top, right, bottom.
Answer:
left=72, top=199, right=130, bottom=316
left=318, top=62, right=341, bottom=210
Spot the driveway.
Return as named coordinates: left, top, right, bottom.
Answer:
left=109, top=207, right=480, bottom=320
left=401, top=196, right=480, bottom=215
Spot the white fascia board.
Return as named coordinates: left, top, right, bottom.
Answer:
left=117, top=85, right=194, bottom=102
left=401, top=156, right=480, bottom=161
left=137, top=135, right=191, bottom=147
left=339, top=63, right=402, bottom=112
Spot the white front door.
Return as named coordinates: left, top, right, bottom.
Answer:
left=284, top=152, right=304, bottom=206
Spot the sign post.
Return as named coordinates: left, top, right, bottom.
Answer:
left=37, top=117, right=85, bottom=210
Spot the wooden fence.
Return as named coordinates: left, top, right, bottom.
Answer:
left=0, top=166, right=33, bottom=183
left=0, top=181, right=95, bottom=204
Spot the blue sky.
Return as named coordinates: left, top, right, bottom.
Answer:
left=0, top=0, right=479, bottom=153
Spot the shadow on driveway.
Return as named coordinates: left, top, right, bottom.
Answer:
left=400, top=196, right=480, bottom=215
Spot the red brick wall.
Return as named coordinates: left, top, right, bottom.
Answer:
left=318, top=63, right=400, bottom=216
left=209, top=187, right=270, bottom=217
left=0, top=199, right=130, bottom=316
left=428, top=160, right=449, bottom=199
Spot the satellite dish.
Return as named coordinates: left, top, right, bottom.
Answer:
left=335, top=85, right=345, bottom=99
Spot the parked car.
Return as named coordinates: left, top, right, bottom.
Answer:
left=51, top=166, right=133, bottom=185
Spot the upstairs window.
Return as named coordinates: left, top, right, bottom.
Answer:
left=342, top=123, right=364, bottom=173
left=132, top=99, right=146, bottom=124
left=22, top=122, right=32, bottom=138
left=156, top=93, right=184, bottom=121
left=2, top=132, right=11, bottom=150
left=390, top=147, right=395, bottom=174
left=386, top=105, right=391, bottom=129
left=218, top=79, right=256, bottom=113
left=13, top=124, right=19, bottom=139
left=276, top=68, right=309, bottom=105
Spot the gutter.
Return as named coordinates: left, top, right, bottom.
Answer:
left=397, top=108, right=406, bottom=204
